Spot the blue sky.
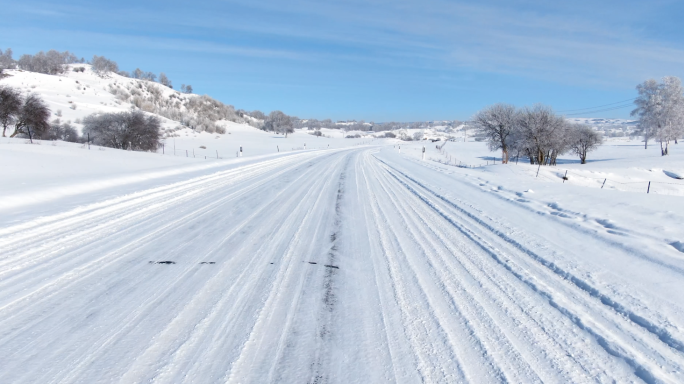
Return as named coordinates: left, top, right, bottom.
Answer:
left=3, top=0, right=684, bottom=121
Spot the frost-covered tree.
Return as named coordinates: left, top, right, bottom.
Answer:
left=10, top=94, right=51, bottom=138
left=514, top=104, right=567, bottom=165
left=159, top=72, right=172, bottom=88
left=46, top=121, right=80, bottom=142
left=250, top=110, right=266, bottom=120
left=16, top=50, right=76, bottom=75
left=91, top=55, right=119, bottom=77
left=83, top=111, right=160, bottom=151
left=657, top=76, right=684, bottom=154
left=568, top=124, right=602, bottom=164
left=0, top=85, right=23, bottom=137
left=181, top=84, right=193, bottom=94
left=264, top=110, right=293, bottom=137
left=133, top=68, right=143, bottom=79
left=632, top=77, right=684, bottom=155
left=632, top=79, right=660, bottom=150
left=472, top=103, right=517, bottom=163
left=142, top=71, right=156, bottom=82
left=0, top=48, right=15, bottom=70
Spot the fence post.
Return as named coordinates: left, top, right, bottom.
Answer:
left=87, top=133, right=90, bottom=149
left=27, top=127, right=33, bottom=144
left=536, top=162, right=541, bottom=177
left=563, top=170, right=568, bottom=183
left=647, top=181, right=651, bottom=194
left=601, top=179, right=606, bottom=189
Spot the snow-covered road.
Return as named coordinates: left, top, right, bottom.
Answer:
left=1, top=147, right=684, bottom=383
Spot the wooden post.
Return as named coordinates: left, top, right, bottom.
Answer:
left=601, top=179, right=607, bottom=189
left=647, top=181, right=651, bottom=194
left=27, top=127, right=33, bottom=144
left=536, top=162, right=541, bottom=177
left=563, top=170, right=568, bottom=183
left=87, top=133, right=90, bottom=149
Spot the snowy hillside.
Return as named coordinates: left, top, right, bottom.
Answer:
left=1, top=65, right=254, bottom=137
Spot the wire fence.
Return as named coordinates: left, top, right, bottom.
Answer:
left=553, top=169, right=684, bottom=196
left=429, top=146, right=684, bottom=196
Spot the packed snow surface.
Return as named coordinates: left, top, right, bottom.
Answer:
left=1, top=134, right=684, bottom=383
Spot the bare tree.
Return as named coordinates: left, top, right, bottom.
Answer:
left=159, top=72, right=172, bottom=88
left=142, top=72, right=157, bottom=82
left=15, top=50, right=76, bottom=74
left=250, top=110, right=266, bottom=120
left=568, top=124, right=603, bottom=164
left=91, top=55, right=119, bottom=77
left=11, top=94, right=51, bottom=138
left=472, top=103, right=517, bottom=163
left=265, top=111, right=293, bottom=137
left=180, top=84, right=193, bottom=94
left=0, top=48, right=15, bottom=71
left=83, top=111, right=160, bottom=151
left=0, top=85, right=22, bottom=137
left=515, top=104, right=566, bottom=165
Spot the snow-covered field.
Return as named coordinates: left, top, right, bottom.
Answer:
left=2, top=128, right=684, bottom=383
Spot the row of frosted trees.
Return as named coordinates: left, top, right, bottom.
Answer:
left=472, top=104, right=602, bottom=165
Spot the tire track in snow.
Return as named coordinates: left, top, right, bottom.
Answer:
left=367, top=156, right=626, bottom=383
left=0, top=152, right=342, bottom=382
left=225, top=153, right=349, bottom=383
left=0, top=154, right=317, bottom=320
left=377, top=156, right=684, bottom=384
left=358, top=154, right=474, bottom=383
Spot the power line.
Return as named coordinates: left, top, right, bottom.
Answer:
left=564, top=103, right=634, bottom=116
left=557, top=98, right=636, bottom=113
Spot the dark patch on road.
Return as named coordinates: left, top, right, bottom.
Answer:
left=150, top=261, right=176, bottom=264
left=199, top=262, right=216, bottom=264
